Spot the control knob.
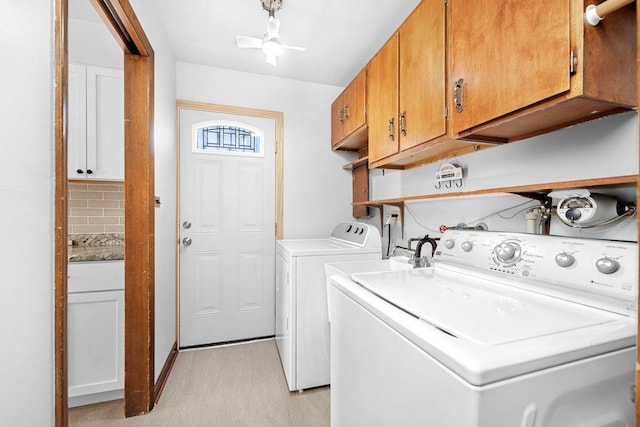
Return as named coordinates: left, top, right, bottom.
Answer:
left=555, top=252, right=575, bottom=268
left=596, top=257, right=620, bottom=274
left=461, top=241, right=473, bottom=252
left=494, top=241, right=521, bottom=264
left=444, top=239, right=455, bottom=249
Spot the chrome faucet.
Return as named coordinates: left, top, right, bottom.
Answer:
left=408, top=235, right=439, bottom=268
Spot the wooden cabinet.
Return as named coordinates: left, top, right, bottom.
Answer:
left=68, top=261, right=124, bottom=407
left=68, top=63, right=124, bottom=180
left=368, top=0, right=474, bottom=169
left=449, top=0, right=636, bottom=142
left=331, top=68, right=368, bottom=151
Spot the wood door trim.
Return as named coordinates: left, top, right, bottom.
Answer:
left=175, top=100, right=284, bottom=240
left=54, top=1, right=68, bottom=426
left=55, top=0, right=155, bottom=424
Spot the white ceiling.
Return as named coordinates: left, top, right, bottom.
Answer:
left=69, top=0, right=422, bottom=87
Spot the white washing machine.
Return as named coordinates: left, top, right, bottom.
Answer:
left=276, top=222, right=381, bottom=391
left=329, top=230, right=637, bottom=426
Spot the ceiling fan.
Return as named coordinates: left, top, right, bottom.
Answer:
left=236, top=0, right=306, bottom=67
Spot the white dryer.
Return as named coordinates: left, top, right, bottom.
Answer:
left=330, top=230, right=637, bottom=426
left=276, top=222, right=381, bottom=391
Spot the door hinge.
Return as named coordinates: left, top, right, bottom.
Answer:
left=444, top=105, right=449, bottom=119
left=569, top=50, right=578, bottom=75
left=454, top=79, right=464, bottom=113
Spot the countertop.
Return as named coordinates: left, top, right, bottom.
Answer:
left=68, top=245, right=124, bottom=262
left=68, top=233, right=124, bottom=262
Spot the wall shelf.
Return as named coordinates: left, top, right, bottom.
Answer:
left=354, top=174, right=638, bottom=237
left=342, top=156, right=369, bottom=170
left=354, top=174, right=638, bottom=207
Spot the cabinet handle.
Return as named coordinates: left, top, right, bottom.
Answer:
left=399, top=111, right=407, bottom=136
left=76, top=169, right=84, bottom=174
left=454, top=78, right=464, bottom=113
left=86, top=169, right=93, bottom=175
left=339, top=108, right=345, bottom=123
left=344, top=104, right=350, bottom=120
left=388, top=118, right=395, bottom=141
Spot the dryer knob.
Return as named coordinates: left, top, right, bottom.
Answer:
left=461, top=241, right=473, bottom=252
left=596, top=257, right=620, bottom=274
left=444, top=239, right=455, bottom=249
left=555, top=252, right=575, bottom=268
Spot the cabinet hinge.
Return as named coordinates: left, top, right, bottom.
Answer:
left=444, top=0, right=448, bottom=6
left=444, top=105, right=449, bottom=119
left=454, top=79, right=464, bottom=113
left=569, top=50, right=578, bottom=75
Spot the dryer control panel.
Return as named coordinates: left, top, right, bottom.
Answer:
left=435, top=230, right=638, bottom=315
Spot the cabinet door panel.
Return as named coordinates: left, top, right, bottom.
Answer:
left=87, top=66, right=124, bottom=180
left=331, top=92, right=345, bottom=147
left=368, top=33, right=399, bottom=163
left=344, top=69, right=367, bottom=136
left=450, top=0, right=570, bottom=134
left=399, top=0, right=446, bottom=151
left=68, top=64, right=87, bottom=178
left=68, top=290, right=124, bottom=397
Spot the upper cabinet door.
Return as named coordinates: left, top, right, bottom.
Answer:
left=68, top=64, right=88, bottom=179
left=450, top=0, right=570, bottom=135
left=398, top=0, right=446, bottom=152
left=367, top=32, right=399, bottom=164
left=86, top=66, right=124, bottom=181
left=343, top=69, right=367, bottom=138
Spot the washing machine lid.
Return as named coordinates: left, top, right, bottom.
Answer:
left=351, top=268, right=621, bottom=346
left=277, top=239, right=381, bottom=257
left=344, top=268, right=636, bottom=385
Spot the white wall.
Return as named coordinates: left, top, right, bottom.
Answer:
left=368, top=112, right=638, bottom=253
left=176, top=62, right=357, bottom=238
left=69, top=18, right=123, bottom=68
left=129, top=0, right=178, bottom=381
left=0, top=1, right=55, bottom=426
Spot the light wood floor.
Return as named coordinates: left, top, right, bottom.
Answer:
left=69, top=339, right=330, bottom=426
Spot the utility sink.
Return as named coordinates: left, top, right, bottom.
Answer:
left=324, top=257, right=416, bottom=322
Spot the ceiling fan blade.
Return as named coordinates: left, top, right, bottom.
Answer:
left=236, top=35, right=263, bottom=49
left=267, top=16, right=280, bottom=39
left=281, top=44, right=306, bottom=52
left=265, top=53, right=277, bottom=67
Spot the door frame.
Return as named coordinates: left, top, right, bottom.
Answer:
left=175, top=100, right=284, bottom=345
left=54, top=0, right=155, bottom=423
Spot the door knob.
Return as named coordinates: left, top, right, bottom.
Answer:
left=182, top=237, right=192, bottom=246
left=183, top=221, right=192, bottom=229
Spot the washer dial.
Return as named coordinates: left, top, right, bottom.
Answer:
left=494, top=241, right=522, bottom=264
left=555, top=252, right=575, bottom=268
left=596, top=257, right=620, bottom=274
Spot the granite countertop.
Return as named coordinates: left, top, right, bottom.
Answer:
left=68, top=233, right=124, bottom=262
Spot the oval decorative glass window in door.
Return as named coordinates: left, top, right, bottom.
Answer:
left=192, top=120, right=264, bottom=157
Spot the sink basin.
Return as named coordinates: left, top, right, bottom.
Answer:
left=324, top=257, right=416, bottom=322
left=324, top=257, right=414, bottom=277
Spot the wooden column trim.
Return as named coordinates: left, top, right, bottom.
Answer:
left=124, top=52, right=155, bottom=417
left=636, top=0, right=640, bottom=422
left=54, top=0, right=68, bottom=426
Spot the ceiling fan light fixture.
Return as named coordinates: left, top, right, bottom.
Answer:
left=263, top=39, right=282, bottom=57
left=265, top=53, right=277, bottom=67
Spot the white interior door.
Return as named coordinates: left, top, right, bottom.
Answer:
left=179, top=107, right=276, bottom=347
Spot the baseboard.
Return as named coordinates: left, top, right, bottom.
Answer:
left=154, top=341, right=178, bottom=404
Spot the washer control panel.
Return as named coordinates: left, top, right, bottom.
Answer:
left=434, top=230, right=637, bottom=310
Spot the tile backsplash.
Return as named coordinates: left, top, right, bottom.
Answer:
left=68, top=182, right=124, bottom=235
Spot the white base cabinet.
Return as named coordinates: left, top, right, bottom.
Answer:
left=68, top=261, right=124, bottom=407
